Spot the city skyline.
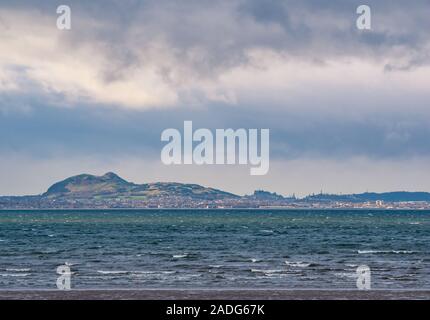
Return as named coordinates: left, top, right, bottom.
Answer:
left=2, top=170, right=430, bottom=199
left=2, top=171, right=430, bottom=210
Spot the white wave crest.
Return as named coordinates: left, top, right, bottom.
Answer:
left=357, top=250, right=415, bottom=254
left=285, top=261, right=311, bottom=268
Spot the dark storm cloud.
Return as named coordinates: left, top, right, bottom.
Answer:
left=1, top=0, right=430, bottom=161
left=239, top=0, right=430, bottom=64
left=3, top=0, right=429, bottom=79
left=2, top=97, right=430, bottom=161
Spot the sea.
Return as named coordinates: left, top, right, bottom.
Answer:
left=0, top=209, right=429, bottom=290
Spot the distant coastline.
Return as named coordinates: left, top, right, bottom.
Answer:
left=1, top=172, right=430, bottom=210
left=1, top=208, right=430, bottom=211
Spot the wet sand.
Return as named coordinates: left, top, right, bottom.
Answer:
left=0, top=289, right=429, bottom=300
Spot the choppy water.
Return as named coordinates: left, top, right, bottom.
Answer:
left=0, top=210, right=429, bottom=290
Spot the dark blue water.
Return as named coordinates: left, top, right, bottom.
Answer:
left=0, top=210, right=429, bottom=289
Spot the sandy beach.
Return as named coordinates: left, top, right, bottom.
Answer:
left=0, top=290, right=429, bottom=300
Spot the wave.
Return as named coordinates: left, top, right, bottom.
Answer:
left=285, top=261, right=311, bottom=268
left=334, top=272, right=357, bottom=279
left=97, top=270, right=129, bottom=275
left=134, top=271, right=175, bottom=275
left=0, top=273, right=30, bottom=277
left=5, top=268, right=31, bottom=272
left=357, top=250, right=415, bottom=254
left=251, top=269, right=284, bottom=274
left=97, top=270, right=175, bottom=275
left=172, top=254, right=188, bottom=259
left=259, top=229, right=274, bottom=233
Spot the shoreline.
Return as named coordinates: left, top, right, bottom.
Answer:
left=1, top=208, right=430, bottom=211
left=1, top=289, right=429, bottom=300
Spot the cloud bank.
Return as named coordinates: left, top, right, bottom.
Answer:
left=1, top=0, right=429, bottom=109
left=1, top=0, right=430, bottom=194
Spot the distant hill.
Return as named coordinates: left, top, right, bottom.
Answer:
left=44, top=172, right=132, bottom=197
left=245, top=190, right=287, bottom=201
left=43, top=172, right=238, bottom=201
left=1, top=172, right=430, bottom=209
left=304, top=192, right=430, bottom=202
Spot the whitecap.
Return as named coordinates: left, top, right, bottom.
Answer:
left=135, top=271, right=175, bottom=275
left=260, top=229, right=274, bottom=233
left=357, top=250, right=377, bottom=254
left=285, top=261, right=311, bottom=268
left=97, top=270, right=174, bottom=276
left=6, top=268, right=31, bottom=272
left=251, top=269, right=284, bottom=274
left=334, top=272, right=357, bottom=279
left=357, top=250, right=415, bottom=254
left=173, top=254, right=188, bottom=258
left=0, top=273, right=30, bottom=277
left=97, top=270, right=129, bottom=275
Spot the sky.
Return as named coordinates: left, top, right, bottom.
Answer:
left=1, top=0, right=430, bottom=196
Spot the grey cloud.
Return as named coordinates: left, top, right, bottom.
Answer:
left=1, top=0, right=430, bottom=160
left=6, top=1, right=427, bottom=81
left=2, top=95, right=430, bottom=161
left=2, top=0, right=429, bottom=92
left=101, top=0, right=430, bottom=78
left=2, top=0, right=430, bottom=195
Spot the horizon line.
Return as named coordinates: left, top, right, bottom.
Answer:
left=1, top=171, right=430, bottom=199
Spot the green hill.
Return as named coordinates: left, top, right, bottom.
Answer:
left=43, top=172, right=238, bottom=201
